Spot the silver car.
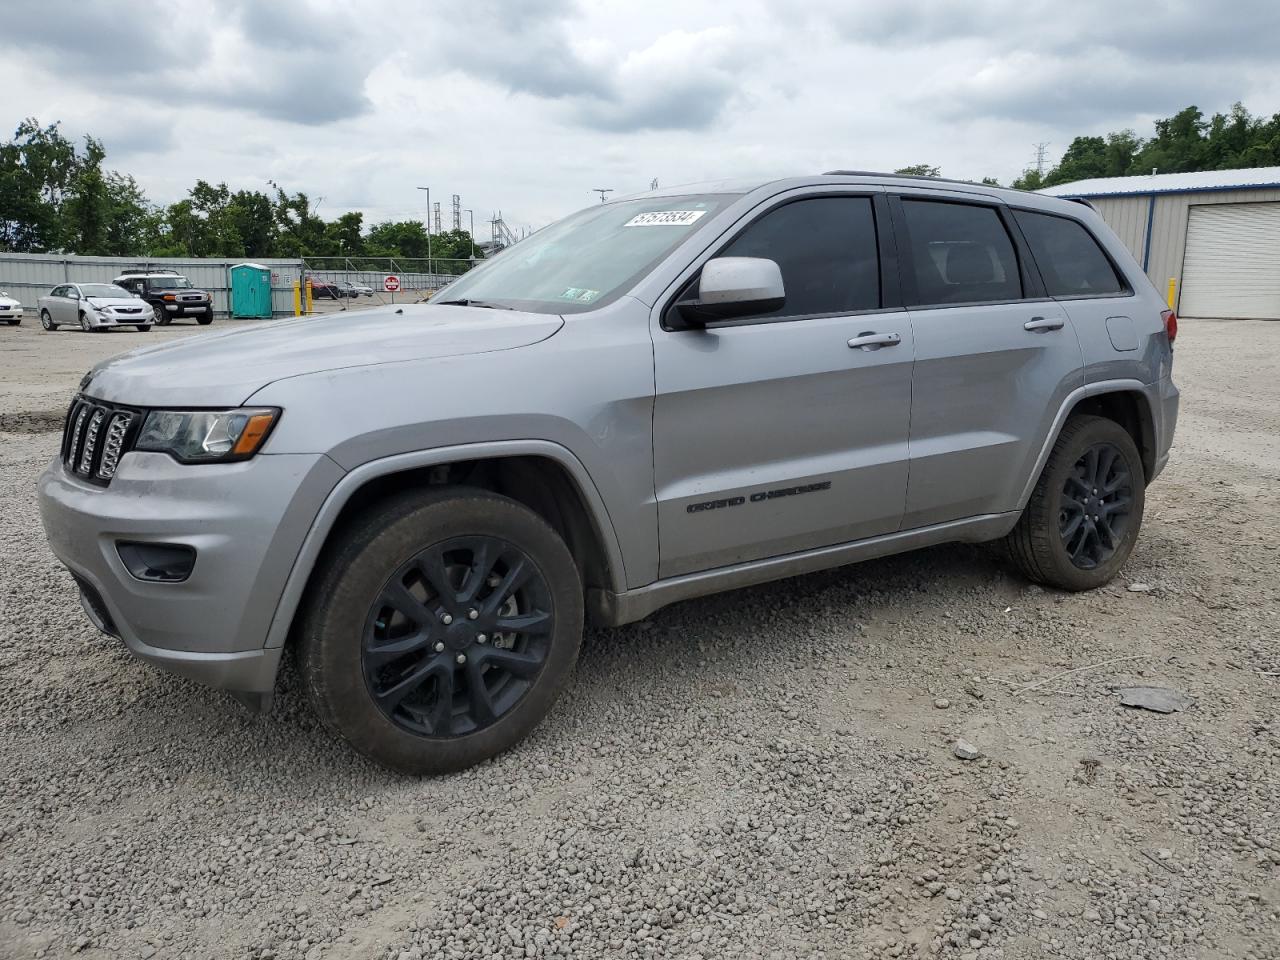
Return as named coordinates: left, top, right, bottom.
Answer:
left=39, top=282, right=153, bottom=332
left=38, top=172, right=1179, bottom=773
left=0, top=285, right=22, bottom=325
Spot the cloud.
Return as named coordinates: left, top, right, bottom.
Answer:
left=3, top=0, right=1278, bottom=232
left=6, top=0, right=375, bottom=124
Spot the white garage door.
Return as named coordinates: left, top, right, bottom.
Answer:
left=1180, top=202, right=1280, bottom=319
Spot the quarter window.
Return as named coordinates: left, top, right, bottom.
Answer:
left=1014, top=210, right=1126, bottom=297
left=901, top=200, right=1022, bottom=306
left=718, top=197, right=881, bottom=318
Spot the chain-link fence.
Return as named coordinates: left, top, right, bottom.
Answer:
left=300, top=257, right=477, bottom=309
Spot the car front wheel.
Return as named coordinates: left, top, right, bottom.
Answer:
left=153, top=304, right=170, bottom=326
left=1006, top=414, right=1146, bottom=591
left=40, top=310, right=57, bottom=331
left=6, top=316, right=19, bottom=326
left=197, top=313, right=213, bottom=325
left=299, top=487, right=584, bottom=774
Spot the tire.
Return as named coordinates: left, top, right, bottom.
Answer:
left=40, top=310, right=57, bottom=331
left=136, top=324, right=152, bottom=332
left=298, top=487, right=584, bottom=774
left=1005, top=414, right=1146, bottom=591
left=153, top=304, right=171, bottom=326
left=5, top=316, right=19, bottom=326
left=79, top=312, right=92, bottom=332
left=196, top=314, right=213, bottom=325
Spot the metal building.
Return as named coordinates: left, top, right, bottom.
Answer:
left=1042, top=167, right=1280, bottom=320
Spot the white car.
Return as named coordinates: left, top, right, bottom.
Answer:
left=38, top=283, right=153, bottom=333
left=0, top=287, right=21, bottom=325
left=350, top=282, right=374, bottom=297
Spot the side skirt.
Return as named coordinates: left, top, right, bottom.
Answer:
left=589, top=512, right=1019, bottom=627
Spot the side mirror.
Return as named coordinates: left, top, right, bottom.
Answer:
left=676, top=257, right=785, bottom=326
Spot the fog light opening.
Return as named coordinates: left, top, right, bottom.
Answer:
left=116, top=541, right=197, bottom=583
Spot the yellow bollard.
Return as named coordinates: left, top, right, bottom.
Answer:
left=293, top=280, right=302, bottom=316
left=1166, top=278, right=1177, bottom=309
left=305, top=278, right=314, bottom=315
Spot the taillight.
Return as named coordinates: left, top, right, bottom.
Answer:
left=1161, top=309, right=1177, bottom=344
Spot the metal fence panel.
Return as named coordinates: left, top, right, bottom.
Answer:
left=0, top=253, right=306, bottom=317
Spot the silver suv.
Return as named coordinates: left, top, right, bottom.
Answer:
left=38, top=173, right=1179, bottom=773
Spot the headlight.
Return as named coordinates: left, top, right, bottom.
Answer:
left=135, top=408, right=280, bottom=463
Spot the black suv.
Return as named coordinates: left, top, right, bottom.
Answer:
left=113, top=270, right=215, bottom=325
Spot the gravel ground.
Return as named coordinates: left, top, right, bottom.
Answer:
left=0, top=317, right=1277, bottom=960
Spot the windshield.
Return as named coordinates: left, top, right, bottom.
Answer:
left=431, top=194, right=737, bottom=314
left=148, top=276, right=193, bottom=289
left=80, top=284, right=130, bottom=298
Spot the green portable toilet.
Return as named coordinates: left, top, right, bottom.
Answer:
left=230, top=263, right=273, bottom=318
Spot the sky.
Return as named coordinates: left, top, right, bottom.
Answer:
left=5, top=0, right=1280, bottom=237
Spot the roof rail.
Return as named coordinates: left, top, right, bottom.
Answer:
left=822, top=169, right=992, bottom=188
left=115, top=268, right=180, bottom=276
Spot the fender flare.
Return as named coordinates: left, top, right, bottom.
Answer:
left=1016, top=378, right=1156, bottom=510
left=261, top=439, right=628, bottom=650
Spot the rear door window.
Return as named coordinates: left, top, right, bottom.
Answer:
left=900, top=200, right=1022, bottom=306
left=1013, top=209, right=1127, bottom=297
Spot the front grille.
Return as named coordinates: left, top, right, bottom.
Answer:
left=61, top=396, right=142, bottom=486
left=115, top=307, right=143, bottom=315
left=178, top=293, right=203, bottom=302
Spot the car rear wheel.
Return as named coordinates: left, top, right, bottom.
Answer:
left=298, top=487, right=584, bottom=774
left=1006, top=414, right=1145, bottom=591
left=40, top=310, right=57, bottom=331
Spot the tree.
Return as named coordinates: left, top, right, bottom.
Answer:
left=366, top=220, right=432, bottom=259
left=895, top=164, right=940, bottom=177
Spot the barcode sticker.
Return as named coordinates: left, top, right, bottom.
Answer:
left=624, top=210, right=708, bottom=227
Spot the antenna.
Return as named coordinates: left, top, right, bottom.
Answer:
left=592, top=188, right=614, bottom=203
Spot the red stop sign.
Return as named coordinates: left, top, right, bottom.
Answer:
left=383, top=275, right=401, bottom=293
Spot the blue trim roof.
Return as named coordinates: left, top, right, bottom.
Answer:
left=1041, top=167, right=1280, bottom=200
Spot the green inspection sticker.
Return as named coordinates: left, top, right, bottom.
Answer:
left=559, top=287, right=600, bottom=302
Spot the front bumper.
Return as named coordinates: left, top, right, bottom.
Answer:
left=38, top=449, right=344, bottom=694
left=88, top=313, right=149, bottom=328
left=162, top=302, right=213, bottom=317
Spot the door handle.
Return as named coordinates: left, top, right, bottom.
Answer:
left=847, top=331, right=901, bottom=350
left=1024, top=316, right=1065, bottom=332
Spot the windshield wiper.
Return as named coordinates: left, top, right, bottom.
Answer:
left=435, top=298, right=513, bottom=310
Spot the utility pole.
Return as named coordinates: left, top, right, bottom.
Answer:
left=451, top=194, right=461, bottom=231
left=464, top=209, right=476, bottom=259
left=592, top=188, right=613, bottom=203
left=650, top=178, right=659, bottom=190
left=416, top=186, right=433, bottom=274
left=432, top=202, right=441, bottom=235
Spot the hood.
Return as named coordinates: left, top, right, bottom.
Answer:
left=84, top=303, right=564, bottom=407
left=86, top=296, right=148, bottom=309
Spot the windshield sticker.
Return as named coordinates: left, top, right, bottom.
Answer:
left=559, top=287, right=600, bottom=302
left=624, top=210, right=708, bottom=227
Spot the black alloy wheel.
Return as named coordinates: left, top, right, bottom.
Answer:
left=1005, top=414, right=1146, bottom=591
left=362, top=536, right=554, bottom=738
left=1058, top=442, right=1134, bottom=570
left=299, top=487, right=583, bottom=774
